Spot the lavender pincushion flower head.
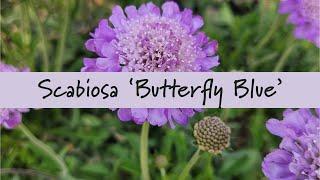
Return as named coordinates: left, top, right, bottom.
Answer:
left=0, top=61, right=29, bottom=129
left=82, top=2, right=219, bottom=127
left=262, top=108, right=320, bottom=180
left=278, top=0, right=320, bottom=47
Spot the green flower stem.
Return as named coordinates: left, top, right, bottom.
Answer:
left=18, top=123, right=69, bottom=178
left=248, top=15, right=281, bottom=70
left=160, top=168, right=167, bottom=180
left=178, top=148, right=201, bottom=180
left=256, top=15, right=280, bottom=50
left=54, top=0, right=70, bottom=72
left=27, top=0, right=49, bottom=72
left=140, top=122, right=150, bottom=180
left=221, top=109, right=230, bottom=121
left=273, top=40, right=296, bottom=72
left=311, top=64, right=320, bottom=72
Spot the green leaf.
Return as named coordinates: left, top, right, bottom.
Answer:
left=219, top=149, right=260, bottom=176
left=81, top=163, right=110, bottom=175
left=219, top=3, right=235, bottom=26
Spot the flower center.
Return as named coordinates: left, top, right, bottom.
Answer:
left=291, top=134, right=320, bottom=178
left=301, top=0, right=320, bottom=22
left=116, top=15, right=199, bottom=72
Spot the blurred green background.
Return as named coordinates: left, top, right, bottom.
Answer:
left=1, top=0, right=319, bottom=179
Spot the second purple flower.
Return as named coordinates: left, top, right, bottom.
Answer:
left=262, top=108, right=320, bottom=180
left=0, top=61, right=29, bottom=129
left=278, top=0, right=320, bottom=47
left=82, top=1, right=220, bottom=127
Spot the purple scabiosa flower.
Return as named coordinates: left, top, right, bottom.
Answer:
left=82, top=2, right=219, bottom=127
left=278, top=0, right=320, bottom=47
left=262, top=108, right=320, bottom=180
left=0, top=61, right=29, bottom=129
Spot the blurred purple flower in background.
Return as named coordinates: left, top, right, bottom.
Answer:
left=0, top=61, right=29, bottom=129
left=278, top=0, right=320, bottom=47
left=0, top=109, right=29, bottom=129
left=262, top=108, right=320, bottom=180
left=82, top=1, right=219, bottom=127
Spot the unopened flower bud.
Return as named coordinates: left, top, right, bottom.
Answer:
left=155, top=155, right=168, bottom=169
left=193, top=116, right=231, bottom=154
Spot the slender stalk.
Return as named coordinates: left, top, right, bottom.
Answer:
left=248, top=15, right=281, bottom=70
left=18, top=124, right=69, bottom=178
left=27, top=0, right=49, bottom=72
left=21, top=3, right=34, bottom=69
left=160, top=168, right=167, bottom=180
left=221, top=109, right=230, bottom=121
left=273, top=41, right=296, bottom=72
left=54, top=0, right=70, bottom=71
left=256, top=15, right=280, bottom=50
left=140, top=122, right=150, bottom=180
left=311, top=64, right=320, bottom=72
left=178, top=148, right=201, bottom=180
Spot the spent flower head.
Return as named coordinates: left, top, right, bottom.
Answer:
left=193, top=116, right=231, bottom=154
left=82, top=1, right=219, bottom=127
left=262, top=108, right=320, bottom=180
left=0, top=61, right=29, bottom=129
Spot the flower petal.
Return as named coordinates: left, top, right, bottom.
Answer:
left=125, top=5, right=139, bottom=19
left=131, top=108, right=148, bottom=124
left=279, top=137, right=300, bottom=153
left=262, top=149, right=295, bottom=179
left=315, top=108, right=320, bottom=117
left=181, top=108, right=195, bottom=117
left=278, top=0, right=297, bottom=14
left=148, top=109, right=167, bottom=126
left=81, top=58, right=104, bottom=72
left=282, top=109, right=306, bottom=136
left=117, top=108, right=132, bottom=121
left=94, top=19, right=116, bottom=41
left=85, top=39, right=95, bottom=52
left=266, top=118, right=296, bottom=138
left=181, top=9, right=192, bottom=25
left=96, top=58, right=110, bottom=69
left=191, top=15, right=204, bottom=33
left=170, top=109, right=188, bottom=125
left=204, top=40, right=218, bottom=56
left=109, top=6, right=126, bottom=28
left=199, top=56, right=220, bottom=71
left=194, top=32, right=209, bottom=47
left=146, top=2, right=160, bottom=16
left=101, top=43, right=117, bottom=59
left=3, top=111, right=22, bottom=129
left=162, top=1, right=180, bottom=18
